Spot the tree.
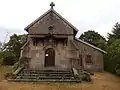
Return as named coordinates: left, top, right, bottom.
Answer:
left=104, top=22, right=120, bottom=76
left=104, top=39, right=120, bottom=76
left=79, top=30, right=106, bottom=50
left=2, top=34, right=27, bottom=65
left=108, top=22, right=120, bottom=45
left=108, top=22, right=120, bottom=39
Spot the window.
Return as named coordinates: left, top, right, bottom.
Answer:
left=85, top=55, right=92, bottom=64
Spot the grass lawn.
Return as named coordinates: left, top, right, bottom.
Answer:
left=0, top=66, right=120, bottom=90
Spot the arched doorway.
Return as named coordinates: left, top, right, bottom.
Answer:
left=45, top=48, right=55, bottom=67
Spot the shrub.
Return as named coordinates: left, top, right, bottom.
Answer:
left=82, top=71, right=92, bottom=82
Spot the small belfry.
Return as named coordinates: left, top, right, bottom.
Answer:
left=50, top=2, right=55, bottom=9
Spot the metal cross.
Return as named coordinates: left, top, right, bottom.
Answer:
left=50, top=2, right=55, bottom=9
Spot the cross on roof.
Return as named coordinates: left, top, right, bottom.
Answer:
left=50, top=2, right=55, bottom=9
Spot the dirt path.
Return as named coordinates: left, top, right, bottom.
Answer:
left=0, top=72, right=120, bottom=90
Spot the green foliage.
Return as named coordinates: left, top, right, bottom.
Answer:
left=108, top=22, right=120, bottom=40
left=104, top=22, right=120, bottom=76
left=108, top=22, right=120, bottom=45
left=79, top=30, right=106, bottom=50
left=104, top=39, right=120, bottom=75
left=1, top=34, right=27, bottom=65
left=2, top=51, right=16, bottom=65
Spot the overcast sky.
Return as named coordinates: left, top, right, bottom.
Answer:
left=0, top=0, right=120, bottom=42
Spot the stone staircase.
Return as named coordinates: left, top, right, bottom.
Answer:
left=8, top=69, right=81, bottom=82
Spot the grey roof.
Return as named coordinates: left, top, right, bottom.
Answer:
left=74, top=37, right=107, bottom=54
left=24, top=8, right=79, bottom=32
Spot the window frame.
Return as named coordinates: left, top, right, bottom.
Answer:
left=85, top=54, right=93, bottom=64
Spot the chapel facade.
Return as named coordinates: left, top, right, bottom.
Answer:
left=20, top=2, right=106, bottom=72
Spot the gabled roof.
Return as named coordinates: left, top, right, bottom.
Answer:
left=24, top=8, right=79, bottom=32
left=24, top=8, right=107, bottom=54
left=74, top=37, right=107, bottom=54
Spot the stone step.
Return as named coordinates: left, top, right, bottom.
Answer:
left=19, top=73, right=73, bottom=76
left=23, top=70, right=71, bottom=73
left=21, top=71, right=72, bottom=75
left=24, top=69, right=71, bottom=71
left=22, top=70, right=72, bottom=73
left=16, top=76, right=72, bottom=79
left=12, top=69, right=74, bottom=81
left=8, top=79, right=81, bottom=83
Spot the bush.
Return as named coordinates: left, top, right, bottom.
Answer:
left=104, top=39, right=120, bottom=76
left=82, top=71, right=92, bottom=82
left=3, top=55, right=16, bottom=65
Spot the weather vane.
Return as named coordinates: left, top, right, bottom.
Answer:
left=50, top=2, right=55, bottom=9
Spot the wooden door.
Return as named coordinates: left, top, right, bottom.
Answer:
left=45, top=48, right=55, bottom=67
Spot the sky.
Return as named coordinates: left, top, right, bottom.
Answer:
left=0, top=0, right=120, bottom=43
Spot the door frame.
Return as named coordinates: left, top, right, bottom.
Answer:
left=44, top=48, right=55, bottom=67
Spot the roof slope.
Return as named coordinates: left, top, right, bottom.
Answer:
left=24, top=8, right=79, bottom=32
left=74, top=37, right=107, bottom=54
